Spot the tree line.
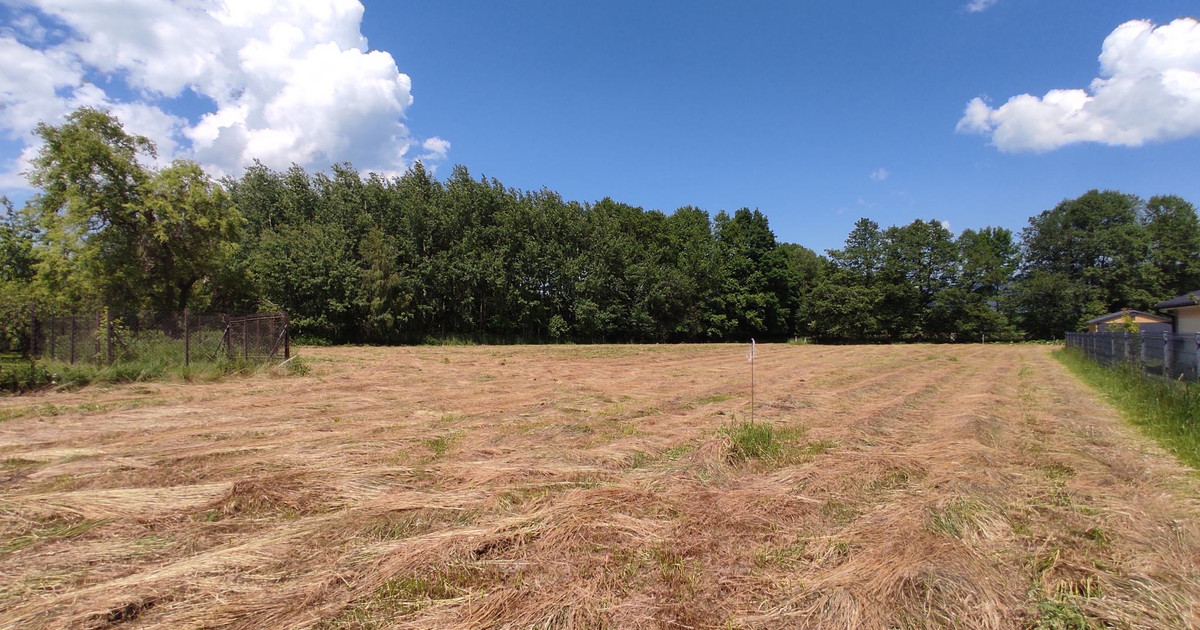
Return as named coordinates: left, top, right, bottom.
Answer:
left=3, top=108, right=1199, bottom=346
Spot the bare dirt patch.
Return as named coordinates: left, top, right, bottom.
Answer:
left=1, top=344, right=1198, bottom=629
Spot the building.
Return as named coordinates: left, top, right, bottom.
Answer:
left=1084, top=310, right=1173, bottom=333
left=1154, top=291, right=1200, bottom=334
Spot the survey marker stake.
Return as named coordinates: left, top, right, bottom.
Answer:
left=748, top=338, right=756, bottom=424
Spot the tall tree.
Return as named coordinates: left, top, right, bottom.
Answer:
left=880, top=219, right=959, bottom=337
left=950, top=227, right=1019, bottom=338
left=25, top=107, right=242, bottom=315
left=25, top=107, right=155, bottom=311
left=1015, top=190, right=1153, bottom=336
left=139, top=160, right=244, bottom=313
left=1142, top=195, right=1200, bottom=299
left=828, top=218, right=885, bottom=281
left=810, top=218, right=888, bottom=339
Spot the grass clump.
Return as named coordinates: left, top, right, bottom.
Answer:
left=319, top=571, right=470, bottom=629
left=423, top=432, right=459, bottom=458
left=720, top=420, right=804, bottom=464
left=1054, top=348, right=1200, bottom=469
left=2, top=517, right=112, bottom=554
left=928, top=498, right=985, bottom=538
left=1029, top=597, right=1093, bottom=630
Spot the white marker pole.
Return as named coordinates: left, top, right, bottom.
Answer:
left=748, top=338, right=756, bottom=423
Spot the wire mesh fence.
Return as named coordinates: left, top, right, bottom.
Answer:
left=29, top=310, right=289, bottom=367
left=1065, top=331, right=1200, bottom=381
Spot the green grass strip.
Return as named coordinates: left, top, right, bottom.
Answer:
left=1054, top=347, right=1200, bottom=470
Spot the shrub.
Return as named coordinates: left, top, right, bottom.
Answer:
left=0, top=360, right=53, bottom=393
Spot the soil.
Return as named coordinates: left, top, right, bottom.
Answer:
left=0, top=343, right=1198, bottom=629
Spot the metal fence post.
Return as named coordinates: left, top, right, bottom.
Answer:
left=1195, top=333, right=1200, bottom=380
left=1163, top=332, right=1172, bottom=380
left=69, top=315, right=76, bottom=365
left=283, top=312, right=290, bottom=360
left=1139, top=333, right=1147, bottom=374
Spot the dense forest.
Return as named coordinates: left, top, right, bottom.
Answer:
left=3, top=108, right=1200, bottom=345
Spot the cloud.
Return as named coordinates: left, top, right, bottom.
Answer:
left=0, top=0, right=444, bottom=186
left=869, top=167, right=889, bottom=181
left=965, top=0, right=998, bottom=14
left=416, top=136, right=451, bottom=166
left=957, top=17, right=1200, bottom=152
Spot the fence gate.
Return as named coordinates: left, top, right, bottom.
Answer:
left=224, top=313, right=291, bottom=363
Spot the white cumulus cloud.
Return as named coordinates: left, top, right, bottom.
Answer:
left=0, top=0, right=447, bottom=187
left=957, top=17, right=1200, bottom=152
left=965, top=0, right=999, bottom=14
left=869, top=167, right=889, bottom=181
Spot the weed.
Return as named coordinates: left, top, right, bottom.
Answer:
left=1081, top=526, right=1109, bottom=547
left=2, top=517, right=112, bottom=553
left=695, top=393, right=733, bottom=406
left=632, top=406, right=661, bottom=419
left=1039, top=463, right=1076, bottom=481
left=661, top=444, right=695, bottom=461
left=864, top=467, right=910, bottom=492
left=753, top=542, right=807, bottom=569
left=821, top=500, right=859, bottom=525
left=423, top=433, right=459, bottom=458
left=801, top=439, right=837, bottom=459
left=720, top=421, right=804, bottom=464
left=362, top=509, right=469, bottom=541
left=928, top=498, right=985, bottom=538
left=1, top=457, right=40, bottom=469
left=319, top=570, right=468, bottom=628
left=285, top=357, right=311, bottom=376
left=650, top=547, right=702, bottom=598
left=1029, top=597, right=1093, bottom=630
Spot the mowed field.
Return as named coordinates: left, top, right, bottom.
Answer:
left=1, top=344, right=1199, bottom=629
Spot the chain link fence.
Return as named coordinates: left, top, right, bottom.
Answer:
left=1065, top=331, right=1200, bottom=381
left=29, top=310, right=289, bottom=367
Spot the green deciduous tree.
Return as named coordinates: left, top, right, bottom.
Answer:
left=23, top=107, right=243, bottom=315
left=139, top=160, right=244, bottom=313
left=1015, top=190, right=1154, bottom=336
left=1143, top=194, right=1200, bottom=299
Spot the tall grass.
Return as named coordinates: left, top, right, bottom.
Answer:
left=1054, top=348, right=1200, bottom=470
left=720, top=420, right=805, bottom=464
left=2, top=351, right=308, bottom=394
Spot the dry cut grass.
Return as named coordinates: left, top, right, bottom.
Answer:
left=1, top=343, right=1199, bottom=629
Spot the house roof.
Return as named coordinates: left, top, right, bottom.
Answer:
left=1085, top=310, right=1171, bottom=325
left=1154, top=291, right=1200, bottom=310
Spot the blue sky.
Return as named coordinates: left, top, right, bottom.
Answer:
left=2, top=1, right=1199, bottom=254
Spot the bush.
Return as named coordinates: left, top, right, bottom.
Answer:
left=0, top=360, right=54, bottom=393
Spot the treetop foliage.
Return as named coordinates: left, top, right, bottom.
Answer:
left=3, top=107, right=1199, bottom=347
